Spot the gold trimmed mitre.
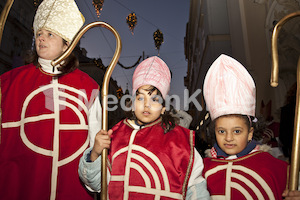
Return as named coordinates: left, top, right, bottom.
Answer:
left=33, top=0, right=85, bottom=43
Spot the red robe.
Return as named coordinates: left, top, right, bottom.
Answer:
left=108, top=119, right=195, bottom=200
left=0, top=64, right=99, bottom=200
left=203, top=151, right=288, bottom=200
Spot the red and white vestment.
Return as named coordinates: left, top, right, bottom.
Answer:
left=108, top=119, right=195, bottom=200
left=203, top=150, right=288, bottom=200
left=0, top=63, right=99, bottom=200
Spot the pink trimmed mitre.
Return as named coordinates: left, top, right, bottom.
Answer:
left=132, top=56, right=171, bottom=99
left=203, top=54, right=256, bottom=120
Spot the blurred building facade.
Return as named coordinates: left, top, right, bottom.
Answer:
left=0, top=0, right=35, bottom=74
left=184, top=0, right=300, bottom=129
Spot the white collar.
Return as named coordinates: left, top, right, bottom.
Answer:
left=127, top=119, right=152, bottom=130
left=225, top=148, right=259, bottom=160
left=38, top=58, right=62, bottom=75
left=127, top=120, right=141, bottom=130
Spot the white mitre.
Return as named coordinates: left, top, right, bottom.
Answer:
left=33, top=0, right=85, bottom=42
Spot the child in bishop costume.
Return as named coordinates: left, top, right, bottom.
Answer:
left=0, top=0, right=101, bottom=199
left=202, top=54, right=289, bottom=199
left=78, top=56, right=211, bottom=199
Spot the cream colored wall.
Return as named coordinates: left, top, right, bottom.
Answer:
left=237, top=0, right=300, bottom=121
left=241, top=0, right=275, bottom=119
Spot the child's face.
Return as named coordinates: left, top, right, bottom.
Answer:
left=35, top=29, right=68, bottom=60
left=133, top=85, right=165, bottom=125
left=215, top=115, right=253, bottom=155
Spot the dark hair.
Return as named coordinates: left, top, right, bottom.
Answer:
left=208, top=114, right=264, bottom=141
left=125, top=85, right=177, bottom=133
left=24, top=39, right=79, bottom=77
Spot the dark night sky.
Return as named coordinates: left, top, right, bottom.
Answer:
left=75, top=0, right=189, bottom=105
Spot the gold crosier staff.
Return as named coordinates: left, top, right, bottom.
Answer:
left=52, top=21, right=122, bottom=200
left=0, top=0, right=14, bottom=144
left=271, top=11, right=300, bottom=190
left=0, top=0, right=14, bottom=46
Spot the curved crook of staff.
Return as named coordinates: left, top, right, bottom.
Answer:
left=52, top=21, right=122, bottom=200
left=0, top=0, right=14, bottom=46
left=0, top=0, right=14, bottom=143
left=271, top=11, right=300, bottom=190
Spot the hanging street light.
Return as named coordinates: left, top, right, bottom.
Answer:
left=126, top=12, right=137, bottom=35
left=153, top=29, right=164, bottom=55
left=92, top=0, right=104, bottom=18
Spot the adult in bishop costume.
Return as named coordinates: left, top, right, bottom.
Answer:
left=202, top=54, right=289, bottom=199
left=0, top=0, right=101, bottom=199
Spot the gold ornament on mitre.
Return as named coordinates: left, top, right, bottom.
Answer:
left=33, top=0, right=85, bottom=43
